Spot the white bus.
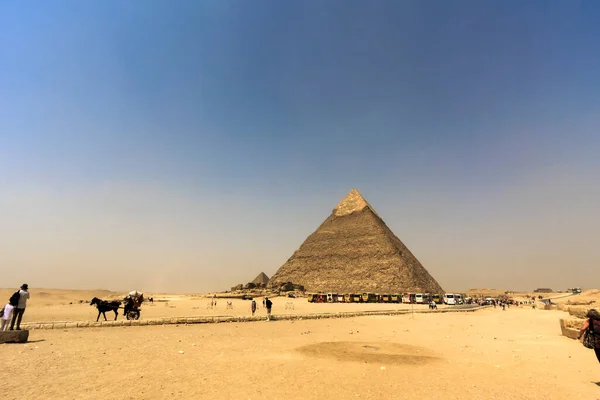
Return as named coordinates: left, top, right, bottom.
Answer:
left=415, top=293, right=424, bottom=304
left=444, top=293, right=456, bottom=305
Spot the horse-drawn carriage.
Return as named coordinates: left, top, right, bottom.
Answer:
left=90, top=290, right=144, bottom=321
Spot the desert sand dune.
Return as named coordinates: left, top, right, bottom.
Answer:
left=0, top=288, right=121, bottom=307
left=552, top=289, right=600, bottom=305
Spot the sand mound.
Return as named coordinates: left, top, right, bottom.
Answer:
left=296, top=341, right=441, bottom=365
left=0, top=288, right=120, bottom=307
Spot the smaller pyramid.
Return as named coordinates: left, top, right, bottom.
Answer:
left=252, top=272, right=270, bottom=285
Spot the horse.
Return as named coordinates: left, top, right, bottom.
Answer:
left=90, top=297, right=121, bottom=321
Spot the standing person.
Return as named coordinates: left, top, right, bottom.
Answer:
left=251, top=299, right=257, bottom=316
left=10, top=284, right=29, bottom=331
left=262, top=298, right=266, bottom=308
left=265, top=297, right=273, bottom=321
left=578, top=309, right=600, bottom=363
left=1, top=301, right=15, bottom=331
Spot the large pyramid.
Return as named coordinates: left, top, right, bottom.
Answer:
left=268, top=189, right=444, bottom=294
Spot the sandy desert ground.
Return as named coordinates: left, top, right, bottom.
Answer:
left=0, top=288, right=462, bottom=323
left=0, top=288, right=576, bottom=323
left=1, top=289, right=599, bottom=400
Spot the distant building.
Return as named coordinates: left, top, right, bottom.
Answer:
left=534, top=288, right=553, bottom=293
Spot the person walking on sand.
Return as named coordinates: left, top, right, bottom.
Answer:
left=578, top=309, right=600, bottom=363
left=1, top=300, right=15, bottom=331
left=265, top=297, right=273, bottom=321
left=251, top=299, right=257, bottom=316
left=10, top=284, right=29, bottom=331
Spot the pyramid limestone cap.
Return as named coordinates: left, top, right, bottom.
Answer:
left=333, top=189, right=379, bottom=217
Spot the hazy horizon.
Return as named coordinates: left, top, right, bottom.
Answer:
left=1, top=2, right=599, bottom=293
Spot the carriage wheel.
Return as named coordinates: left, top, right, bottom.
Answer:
left=126, top=310, right=140, bottom=320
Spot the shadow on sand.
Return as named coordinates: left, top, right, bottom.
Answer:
left=296, top=341, right=443, bottom=365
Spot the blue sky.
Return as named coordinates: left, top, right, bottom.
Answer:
left=1, top=1, right=599, bottom=292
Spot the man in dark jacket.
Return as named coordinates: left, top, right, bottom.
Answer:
left=10, top=284, right=30, bottom=330
left=265, top=297, right=273, bottom=321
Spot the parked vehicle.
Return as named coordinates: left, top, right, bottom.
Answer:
left=351, top=293, right=362, bottom=302
left=432, top=294, right=443, bottom=304
left=444, top=293, right=456, bottom=305
left=361, top=293, right=378, bottom=303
